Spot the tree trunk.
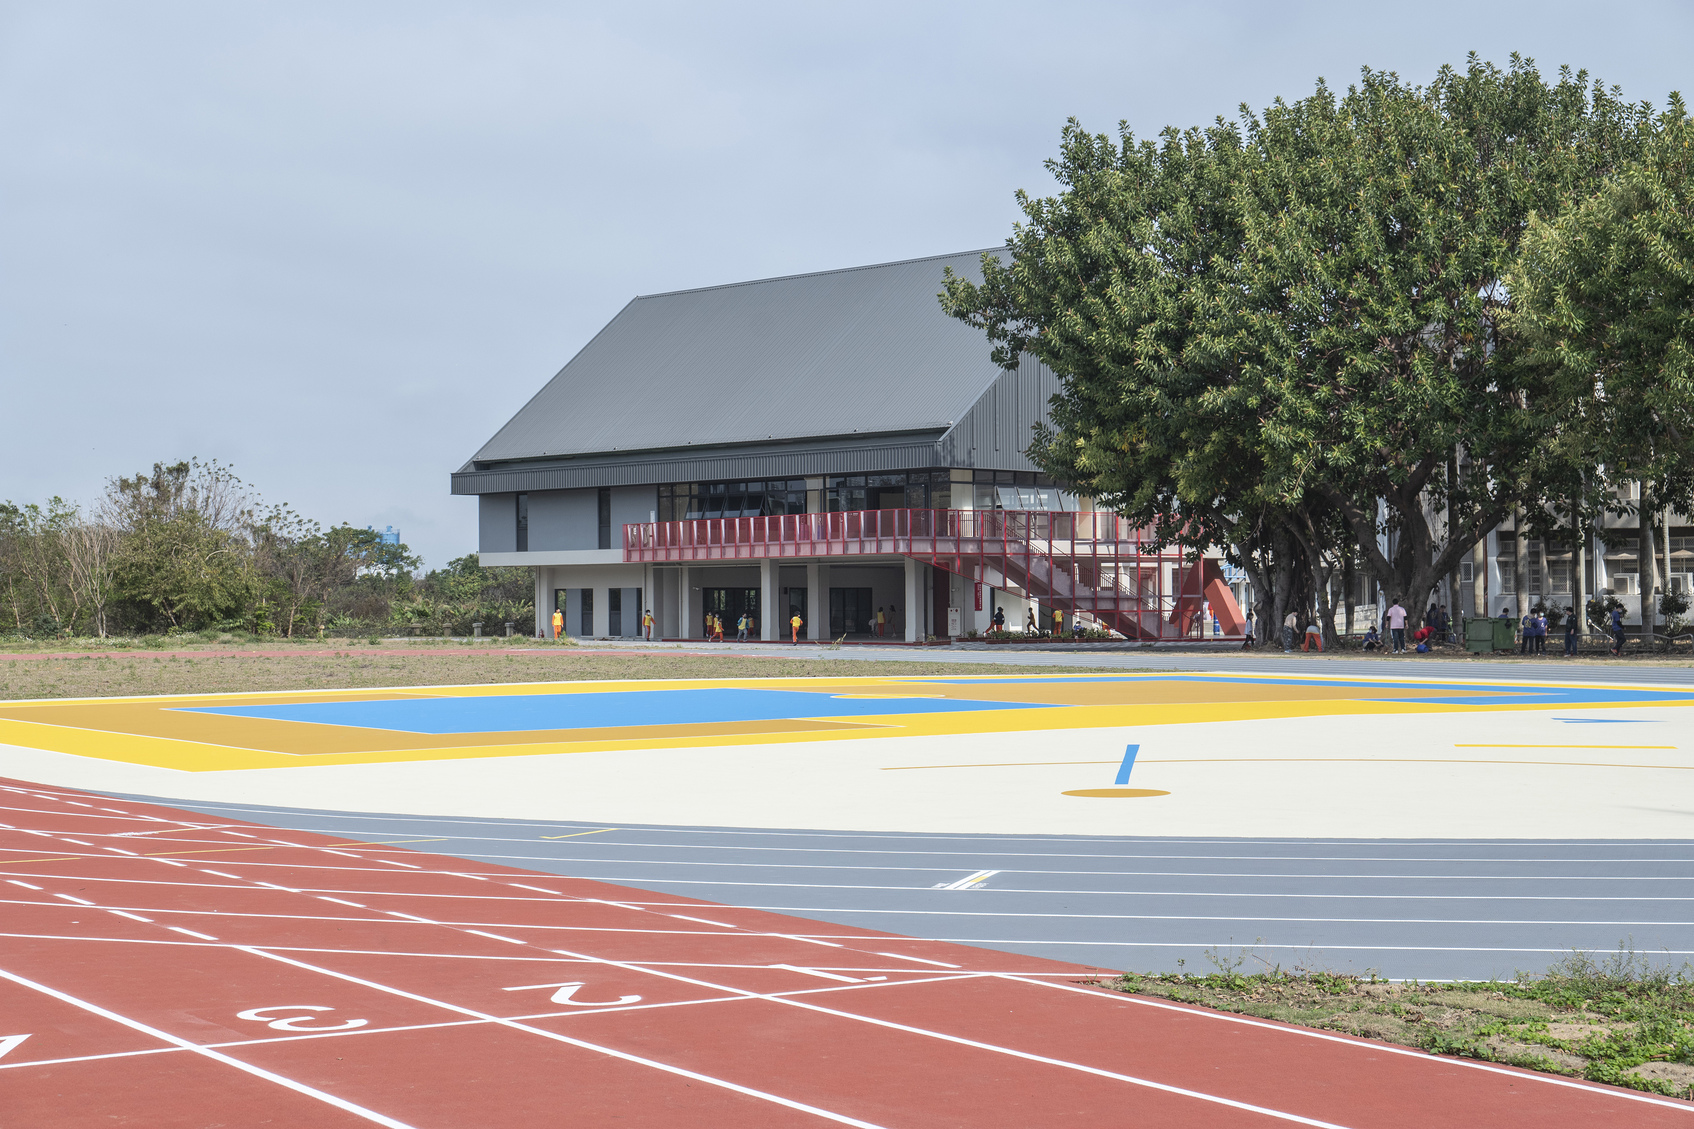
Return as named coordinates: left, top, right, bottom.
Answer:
left=1343, top=550, right=1356, bottom=639
left=1641, top=483, right=1658, bottom=644
left=1574, top=494, right=1588, bottom=642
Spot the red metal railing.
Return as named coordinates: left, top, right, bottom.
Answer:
left=624, top=509, right=1245, bottom=641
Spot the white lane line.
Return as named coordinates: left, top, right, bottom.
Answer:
left=939, top=870, right=999, bottom=890
left=382, top=911, right=435, bottom=923
left=0, top=964, right=422, bottom=1129
left=102, top=848, right=139, bottom=856
left=669, top=915, right=737, bottom=928
left=6, top=880, right=42, bottom=891
left=154, top=860, right=187, bottom=867
left=236, top=947, right=893, bottom=1129
left=375, top=859, right=420, bottom=869
left=317, top=897, right=368, bottom=908
left=168, top=927, right=219, bottom=941
left=508, top=883, right=563, bottom=895
left=873, top=952, right=961, bottom=968
left=775, top=965, right=861, bottom=983
left=685, top=905, right=1694, bottom=926
left=53, top=894, right=95, bottom=906
left=60, top=839, right=92, bottom=846
left=464, top=930, right=527, bottom=946
left=107, top=910, right=153, bottom=923
left=200, top=870, right=242, bottom=879
left=524, top=943, right=1356, bottom=1128
left=320, top=850, right=361, bottom=859
left=448, top=872, right=487, bottom=881
left=1009, top=976, right=1694, bottom=1113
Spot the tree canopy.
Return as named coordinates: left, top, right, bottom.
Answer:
left=943, top=55, right=1680, bottom=631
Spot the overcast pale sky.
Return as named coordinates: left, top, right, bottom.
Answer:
left=4, top=2, right=1690, bottom=569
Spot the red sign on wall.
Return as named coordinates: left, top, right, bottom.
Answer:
left=974, top=582, right=983, bottom=611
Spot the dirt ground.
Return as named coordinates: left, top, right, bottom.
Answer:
left=0, top=640, right=1103, bottom=700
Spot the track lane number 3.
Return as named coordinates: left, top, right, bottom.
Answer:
left=236, top=1006, right=369, bottom=1032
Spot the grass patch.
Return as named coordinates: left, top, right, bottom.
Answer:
left=1106, top=944, right=1694, bottom=1100
left=0, top=640, right=1109, bottom=700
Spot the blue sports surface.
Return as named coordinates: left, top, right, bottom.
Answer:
left=179, top=687, right=1039, bottom=734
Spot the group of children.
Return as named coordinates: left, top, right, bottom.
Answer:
left=700, top=610, right=808, bottom=643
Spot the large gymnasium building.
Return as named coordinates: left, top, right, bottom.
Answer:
left=452, top=250, right=1242, bottom=642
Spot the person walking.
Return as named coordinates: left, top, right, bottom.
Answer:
left=1611, top=604, right=1626, bottom=656
left=1052, top=607, right=1064, bottom=637
left=789, top=611, right=803, bottom=644
left=551, top=606, right=563, bottom=640
left=1535, top=610, right=1548, bottom=655
left=1564, top=608, right=1578, bottom=656
left=736, top=611, right=750, bottom=643
left=711, top=613, right=725, bottom=643
left=1024, top=608, right=1039, bottom=634
left=992, top=606, right=1005, bottom=633
left=1520, top=610, right=1534, bottom=655
left=1386, top=598, right=1408, bottom=654
left=642, top=608, right=654, bottom=641
left=1243, top=612, right=1256, bottom=650
left=1282, top=609, right=1298, bottom=652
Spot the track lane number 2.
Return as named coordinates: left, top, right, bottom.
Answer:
left=236, top=1006, right=369, bottom=1032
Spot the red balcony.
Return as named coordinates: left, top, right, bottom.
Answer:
left=624, top=509, right=1244, bottom=641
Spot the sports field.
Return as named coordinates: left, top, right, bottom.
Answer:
left=2, top=661, right=1692, bottom=1123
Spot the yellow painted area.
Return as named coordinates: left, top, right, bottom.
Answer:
left=1, top=672, right=1691, bottom=773
left=1062, top=788, right=1171, bottom=798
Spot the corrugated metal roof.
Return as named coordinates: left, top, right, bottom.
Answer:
left=467, top=248, right=1003, bottom=465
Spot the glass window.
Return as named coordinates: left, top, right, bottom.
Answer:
left=516, top=493, right=528, bottom=552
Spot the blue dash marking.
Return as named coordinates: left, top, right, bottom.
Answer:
left=1553, top=717, right=1661, bottom=723
left=1114, top=744, right=1140, bottom=786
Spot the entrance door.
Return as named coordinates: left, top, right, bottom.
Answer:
left=784, top=587, right=807, bottom=639
left=830, top=587, right=874, bottom=636
left=702, top=587, right=760, bottom=636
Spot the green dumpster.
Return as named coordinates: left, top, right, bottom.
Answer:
left=1463, top=617, right=1518, bottom=653
left=1463, top=617, right=1495, bottom=653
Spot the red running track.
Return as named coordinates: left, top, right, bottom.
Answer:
left=0, top=776, right=1685, bottom=1128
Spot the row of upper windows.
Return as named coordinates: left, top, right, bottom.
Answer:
left=656, top=470, right=1078, bottom=521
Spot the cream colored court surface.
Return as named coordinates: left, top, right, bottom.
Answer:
left=1, top=671, right=1691, bottom=838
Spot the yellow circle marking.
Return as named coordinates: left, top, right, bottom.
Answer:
left=1061, top=788, right=1171, bottom=799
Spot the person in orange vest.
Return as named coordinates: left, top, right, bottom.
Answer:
left=790, top=611, right=803, bottom=644
left=550, top=607, right=563, bottom=640
left=875, top=607, right=885, bottom=636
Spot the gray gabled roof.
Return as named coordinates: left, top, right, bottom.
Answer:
left=466, top=248, right=1004, bottom=467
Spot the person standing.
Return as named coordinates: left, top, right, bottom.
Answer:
left=1564, top=608, right=1579, bottom=656
left=551, top=606, right=563, bottom=640
left=1243, top=612, right=1256, bottom=650
left=790, top=611, right=803, bottom=644
left=1611, top=604, right=1626, bottom=656
left=1535, top=610, right=1548, bottom=655
left=642, top=608, right=654, bottom=641
left=875, top=607, right=885, bottom=637
left=992, top=606, right=1005, bottom=633
left=1052, top=607, right=1064, bottom=636
left=736, top=611, right=749, bottom=642
left=1520, top=610, right=1534, bottom=655
left=1282, top=609, right=1298, bottom=652
left=1386, top=598, right=1408, bottom=654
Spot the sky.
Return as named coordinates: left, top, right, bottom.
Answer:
left=4, top=1, right=1692, bottom=570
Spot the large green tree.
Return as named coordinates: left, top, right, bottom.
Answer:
left=943, top=56, right=1660, bottom=624
left=1510, top=105, right=1694, bottom=636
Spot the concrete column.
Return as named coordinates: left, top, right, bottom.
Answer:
left=904, top=557, right=921, bottom=642
left=680, top=567, right=694, bottom=639
left=760, top=559, right=777, bottom=641
left=533, top=567, right=549, bottom=638
left=807, top=562, right=824, bottom=642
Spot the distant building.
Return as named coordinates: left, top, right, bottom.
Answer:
left=452, top=251, right=1240, bottom=641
